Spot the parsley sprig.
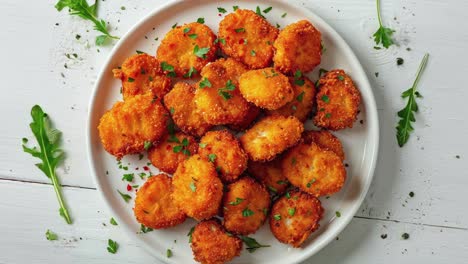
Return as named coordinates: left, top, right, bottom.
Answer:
left=396, top=53, right=429, bottom=147
left=240, top=236, right=270, bottom=253
left=22, top=105, right=72, bottom=224
left=55, top=0, right=119, bottom=46
left=218, top=80, right=235, bottom=100
left=373, top=0, right=395, bottom=48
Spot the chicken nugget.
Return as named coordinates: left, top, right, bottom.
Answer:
left=98, top=93, right=169, bottom=159
left=148, top=132, right=198, bottom=174
left=314, top=69, right=361, bottom=130
left=157, top=22, right=217, bottom=77
left=222, top=177, right=271, bottom=235
left=269, top=190, right=323, bottom=247
left=248, top=158, right=289, bottom=195
left=133, top=174, right=186, bottom=229
left=172, top=154, right=223, bottom=220
left=191, top=219, right=242, bottom=264
left=219, top=9, right=279, bottom=69
left=273, top=20, right=322, bottom=75
left=227, top=103, right=261, bottom=131
left=302, top=130, right=345, bottom=161
left=112, top=54, right=172, bottom=100
left=164, top=82, right=212, bottom=137
left=194, top=58, right=250, bottom=125
left=282, top=143, right=346, bottom=197
left=268, top=76, right=316, bottom=121
left=239, top=68, right=294, bottom=110
left=240, top=115, right=304, bottom=161
left=198, top=130, right=248, bottom=183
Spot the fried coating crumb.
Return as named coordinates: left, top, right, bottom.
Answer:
left=172, top=154, right=223, bottom=220
left=248, top=158, right=289, bottom=195
left=191, top=219, right=242, bottom=264
left=198, top=130, right=248, bottom=183
left=133, top=174, right=186, bottom=229
left=194, top=58, right=250, bottom=125
left=239, top=68, right=294, bottom=110
left=228, top=103, right=261, bottom=131
left=302, top=130, right=345, bottom=161
left=148, top=132, right=198, bottom=174
left=240, top=115, right=304, bottom=161
left=282, top=143, right=346, bottom=197
left=268, top=76, right=316, bottom=121
left=273, top=20, right=322, bottom=75
left=270, top=190, right=323, bottom=247
left=156, top=22, right=217, bottom=77
left=314, top=69, right=361, bottom=130
left=222, top=177, right=271, bottom=235
left=98, top=93, right=169, bottom=159
left=219, top=9, right=279, bottom=69
left=112, top=54, right=172, bottom=100
left=164, top=82, right=212, bottom=137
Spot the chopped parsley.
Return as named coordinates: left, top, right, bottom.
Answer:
left=194, top=45, right=210, bottom=59
left=273, top=214, right=281, bottom=220
left=107, top=239, right=118, bottom=254
left=171, top=23, right=178, bottom=29
left=197, top=17, right=205, bottom=24
left=234, top=28, right=245, bottom=33
left=325, top=113, right=332, bottom=118
left=321, top=95, right=330, bottom=103
left=215, top=38, right=226, bottom=45
left=207, top=153, right=217, bottom=162
left=183, top=67, right=197, bottom=78
left=110, top=217, right=118, bottom=226
left=140, top=224, right=153, bottom=233
left=166, top=249, right=173, bottom=258
left=281, top=12, right=287, bottom=18
left=229, top=197, right=245, bottom=205
left=117, top=190, right=131, bottom=203
left=187, top=227, right=195, bottom=243
left=233, top=6, right=239, bottom=11
left=199, top=142, right=207, bottom=148
left=189, top=181, right=196, bottom=192
left=217, top=7, right=227, bottom=13
left=144, top=141, right=152, bottom=150
left=127, top=77, right=135, bottom=83
left=136, top=50, right=145, bottom=54
left=122, top=173, right=134, bottom=182
left=242, top=207, right=254, bottom=217
left=255, top=6, right=265, bottom=18
left=263, top=6, right=272, bottom=13
left=199, top=77, right=212, bottom=88
left=46, top=229, right=58, bottom=241
left=188, top=33, right=198, bottom=39
left=306, top=178, right=317, bottom=188
left=337, top=75, right=345, bottom=81
left=183, top=27, right=190, bottom=34
left=240, top=236, right=270, bottom=253
left=296, top=91, right=305, bottom=102
left=251, top=50, right=256, bottom=56
left=218, top=80, right=235, bottom=100
left=335, top=211, right=341, bottom=217
left=288, top=208, right=296, bottom=216
left=294, top=70, right=305, bottom=86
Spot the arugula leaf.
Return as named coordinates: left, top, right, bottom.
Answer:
left=372, top=0, right=395, bottom=48
left=396, top=53, right=429, bottom=147
left=55, top=0, right=119, bottom=46
left=239, top=236, right=270, bottom=253
left=22, top=105, right=72, bottom=224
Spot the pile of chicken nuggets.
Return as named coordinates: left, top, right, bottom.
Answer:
left=98, top=8, right=361, bottom=264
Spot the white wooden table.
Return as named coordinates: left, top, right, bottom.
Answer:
left=1, top=0, right=467, bottom=263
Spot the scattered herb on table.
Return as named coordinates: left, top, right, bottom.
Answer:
left=140, top=224, right=153, bottom=233
left=401, top=233, right=410, bottom=240
left=396, top=53, right=429, bottom=147
left=373, top=0, right=395, bottom=48
left=107, top=239, right=118, bottom=254
left=335, top=211, right=341, bottom=217
left=110, top=217, right=118, bottom=226
left=46, top=229, right=58, bottom=241
left=217, top=7, right=227, bottom=13
left=22, top=105, right=72, bottom=224
left=117, top=190, right=131, bottom=202
left=197, top=17, right=205, bottom=24
left=166, top=249, right=173, bottom=258
left=187, top=226, right=195, bottom=243
left=240, top=236, right=270, bottom=253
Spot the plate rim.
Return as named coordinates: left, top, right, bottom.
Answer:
left=86, top=0, right=380, bottom=263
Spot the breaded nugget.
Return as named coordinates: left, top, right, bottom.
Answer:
left=248, top=158, right=289, bottom=195
left=164, top=82, right=212, bottom=137
left=218, top=9, right=279, bottom=69
left=239, top=68, right=294, bottom=110
left=157, top=22, right=217, bottom=77
left=240, top=115, right=304, bottom=161
left=282, top=143, right=346, bottom=197
left=302, top=130, right=345, bottom=161
left=314, top=69, right=361, bottom=130
left=222, top=177, right=271, bottom=235
left=191, top=219, right=242, bottom=264
left=112, top=54, right=172, bottom=100
left=198, top=130, right=248, bottom=183
left=148, top=132, right=198, bottom=174
left=228, top=103, right=261, bottom=131
left=98, top=93, right=169, bottom=159
left=172, top=154, right=223, bottom=220
left=269, top=190, right=323, bottom=247
left=194, top=58, right=250, bottom=125
left=133, top=174, right=186, bottom=229
left=268, top=76, right=316, bottom=121
left=273, top=20, right=322, bottom=74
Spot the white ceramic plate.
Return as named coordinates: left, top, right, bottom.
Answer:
left=87, top=0, right=379, bottom=263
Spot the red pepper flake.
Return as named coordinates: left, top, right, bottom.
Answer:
left=127, top=184, right=132, bottom=191
left=143, top=166, right=150, bottom=171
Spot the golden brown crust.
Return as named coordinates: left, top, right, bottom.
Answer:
left=98, top=93, right=169, bottom=159
left=172, top=154, right=223, bottom=220
left=157, top=22, right=217, bottom=77
left=191, top=219, right=243, bottom=264
left=239, top=68, right=294, bottom=110
left=267, top=76, right=316, bottom=122
left=148, top=132, right=198, bottom=174
left=282, top=143, right=346, bottom=197
left=219, top=9, right=279, bottom=69
left=248, top=158, right=289, bottom=195
left=302, top=130, right=345, bottom=161
left=227, top=103, right=261, bottom=131
left=198, top=130, right=248, bottom=183
left=240, top=115, right=304, bottom=161
left=133, top=174, right=186, bottom=229
left=164, top=82, right=212, bottom=137
left=269, top=190, right=323, bottom=247
left=314, top=69, right=361, bottom=130
left=273, top=20, right=322, bottom=75
left=222, top=177, right=271, bottom=235
left=112, top=54, right=172, bottom=101
left=194, top=58, right=250, bottom=125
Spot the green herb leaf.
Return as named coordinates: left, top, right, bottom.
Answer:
left=183, top=67, right=197, bottom=78
left=251, top=50, right=256, bottom=56
left=117, top=190, right=131, bottom=203
left=197, top=17, right=205, bottom=24
left=296, top=91, right=305, bottom=102
left=263, top=7, right=272, bottom=13
left=233, top=6, right=239, bottom=11
left=217, top=7, right=227, bottom=13
left=229, top=197, right=245, bottom=205
left=235, top=28, right=245, bottom=33
left=396, top=53, right=429, bottom=147
left=337, top=75, right=345, bottom=81
left=242, top=207, right=254, bottom=217
left=293, top=70, right=305, bottom=86
left=218, top=80, right=235, bottom=100
left=140, top=224, right=153, bottom=233
left=199, top=143, right=207, bottom=148
left=215, top=38, right=226, bottom=45
left=183, top=27, right=190, bottom=34
left=22, top=105, right=71, bottom=224
left=373, top=0, right=395, bottom=48
left=110, top=217, right=118, bottom=226
left=199, top=77, right=212, bottom=88
left=321, top=95, right=330, bottom=103
left=335, top=211, right=341, bottom=217
left=187, top=227, right=195, bottom=243
left=193, top=45, right=210, bottom=59
left=273, top=214, right=281, bottom=220
left=144, top=141, right=152, bottom=150
left=172, top=23, right=178, bottom=29
left=161, top=61, right=175, bottom=72
left=318, top=68, right=328, bottom=78
left=207, top=153, right=217, bottom=163
left=240, top=236, right=270, bottom=253
left=166, top=249, right=173, bottom=258
left=255, top=6, right=265, bottom=18
left=122, top=173, right=134, bottom=182
left=188, top=33, right=198, bottom=39
left=46, top=229, right=58, bottom=241
left=306, top=178, right=316, bottom=188
left=189, top=181, right=196, bottom=192
left=173, top=145, right=183, bottom=153
left=288, top=207, right=296, bottom=216
left=107, top=239, right=118, bottom=254
left=281, top=12, right=287, bottom=18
